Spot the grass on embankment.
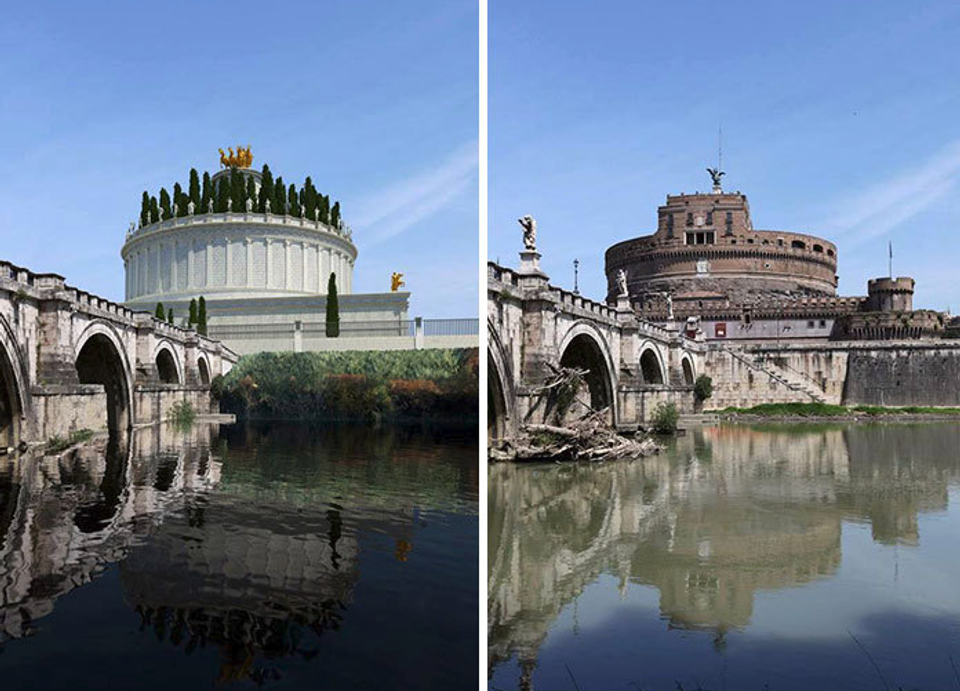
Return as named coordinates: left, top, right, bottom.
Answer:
left=713, top=402, right=960, bottom=418
left=45, top=428, right=95, bottom=453
left=215, top=348, right=478, bottom=422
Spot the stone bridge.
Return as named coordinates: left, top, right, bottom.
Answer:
left=487, top=254, right=705, bottom=440
left=0, top=260, right=237, bottom=446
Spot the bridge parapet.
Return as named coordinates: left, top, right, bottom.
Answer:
left=0, top=259, right=238, bottom=446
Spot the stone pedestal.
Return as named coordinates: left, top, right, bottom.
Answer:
left=518, top=250, right=546, bottom=276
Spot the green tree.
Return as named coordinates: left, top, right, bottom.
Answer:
left=140, top=191, right=151, bottom=226
left=694, top=374, right=713, bottom=403
left=215, top=175, right=229, bottom=212
left=149, top=195, right=160, bottom=223
left=197, top=296, right=207, bottom=336
left=651, top=402, right=679, bottom=435
left=331, top=201, right=341, bottom=228
left=318, top=194, right=330, bottom=224
left=155, top=302, right=165, bottom=319
left=259, top=164, right=274, bottom=212
left=188, top=298, right=198, bottom=325
left=201, top=172, right=212, bottom=214
left=246, top=176, right=256, bottom=210
left=189, top=168, right=201, bottom=211
left=159, top=187, right=172, bottom=220
left=303, top=176, right=317, bottom=220
left=273, top=176, right=286, bottom=214
left=230, top=169, right=244, bottom=211
left=167, top=308, right=174, bottom=324
left=173, top=182, right=185, bottom=217
left=288, top=184, right=300, bottom=217
left=326, top=274, right=340, bottom=337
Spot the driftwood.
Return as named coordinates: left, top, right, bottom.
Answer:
left=490, top=407, right=662, bottom=463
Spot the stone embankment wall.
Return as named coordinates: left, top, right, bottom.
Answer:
left=704, top=342, right=960, bottom=409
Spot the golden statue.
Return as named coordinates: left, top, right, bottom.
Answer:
left=391, top=272, right=405, bottom=292
left=217, top=145, right=254, bottom=169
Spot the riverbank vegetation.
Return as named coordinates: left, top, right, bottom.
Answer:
left=716, top=402, right=960, bottom=418
left=214, top=348, right=478, bottom=422
left=45, top=428, right=94, bottom=454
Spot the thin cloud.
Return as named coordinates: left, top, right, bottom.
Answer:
left=352, top=141, right=477, bottom=247
left=824, top=139, right=960, bottom=246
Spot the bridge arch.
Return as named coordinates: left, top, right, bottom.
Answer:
left=75, top=321, right=134, bottom=433
left=488, top=320, right=516, bottom=442
left=153, top=341, right=181, bottom=384
left=639, top=342, right=666, bottom=385
left=0, top=314, right=29, bottom=447
left=680, top=353, right=696, bottom=386
left=558, top=321, right=617, bottom=424
left=197, top=354, right=211, bottom=386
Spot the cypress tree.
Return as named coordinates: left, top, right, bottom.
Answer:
left=319, top=194, right=330, bottom=224
left=331, top=201, right=341, bottom=228
left=216, top=175, right=230, bottom=212
left=230, top=169, right=244, bottom=211
left=197, top=296, right=207, bottom=336
left=259, top=165, right=274, bottom=212
left=325, top=274, right=340, bottom=337
left=159, top=187, right=172, bottom=220
left=189, top=168, right=201, bottom=211
left=155, top=302, right=165, bottom=319
left=273, top=176, right=286, bottom=214
left=246, top=176, right=256, bottom=210
left=173, top=182, right=185, bottom=217
left=201, top=172, right=212, bottom=214
left=140, top=191, right=150, bottom=226
left=167, top=308, right=174, bottom=324
left=188, top=298, right=198, bottom=325
left=303, top=177, right=317, bottom=220
left=288, top=184, right=300, bottom=217
left=149, top=196, right=160, bottom=223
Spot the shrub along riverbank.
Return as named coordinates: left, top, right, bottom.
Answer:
left=214, top=348, right=478, bottom=422
left=715, top=402, right=960, bottom=419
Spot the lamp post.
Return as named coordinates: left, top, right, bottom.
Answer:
left=573, top=259, right=580, bottom=294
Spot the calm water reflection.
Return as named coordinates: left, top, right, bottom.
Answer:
left=489, top=422, right=960, bottom=691
left=0, top=421, right=477, bottom=690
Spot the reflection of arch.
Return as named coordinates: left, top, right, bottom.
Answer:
left=487, top=320, right=516, bottom=441
left=0, top=313, right=28, bottom=447
left=75, top=322, right=133, bottom=432
left=639, top=344, right=665, bottom=385
left=197, top=355, right=211, bottom=386
left=681, top=355, right=695, bottom=386
left=558, top=322, right=617, bottom=424
left=154, top=343, right=180, bottom=384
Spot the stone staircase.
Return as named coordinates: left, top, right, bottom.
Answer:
left=720, top=346, right=828, bottom=404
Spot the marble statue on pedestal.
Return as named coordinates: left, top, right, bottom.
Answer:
left=519, top=215, right=537, bottom=251
left=616, top=269, right=628, bottom=297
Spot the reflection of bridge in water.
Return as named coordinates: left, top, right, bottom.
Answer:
left=488, top=422, right=960, bottom=686
left=0, top=424, right=381, bottom=678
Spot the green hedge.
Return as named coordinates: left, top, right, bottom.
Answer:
left=218, top=348, right=478, bottom=421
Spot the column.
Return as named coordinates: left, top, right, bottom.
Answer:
left=225, top=237, right=233, bottom=286
left=285, top=240, right=292, bottom=290
left=171, top=241, right=178, bottom=291
left=265, top=239, right=272, bottom=287
left=187, top=242, right=194, bottom=288
left=245, top=238, right=252, bottom=287
left=301, top=242, right=308, bottom=292
left=321, top=248, right=330, bottom=292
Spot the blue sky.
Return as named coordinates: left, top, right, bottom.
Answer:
left=0, top=0, right=477, bottom=318
left=490, top=1, right=960, bottom=311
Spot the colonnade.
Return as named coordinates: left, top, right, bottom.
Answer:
left=125, top=235, right=354, bottom=300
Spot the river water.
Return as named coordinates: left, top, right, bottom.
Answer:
left=489, top=422, right=960, bottom=691
left=0, top=421, right=478, bottom=690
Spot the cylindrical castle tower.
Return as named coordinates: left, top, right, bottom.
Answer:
left=604, top=177, right=838, bottom=304
left=866, top=277, right=914, bottom=312
left=122, top=157, right=357, bottom=308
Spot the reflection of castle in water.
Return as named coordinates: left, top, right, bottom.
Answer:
left=488, top=423, right=960, bottom=682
